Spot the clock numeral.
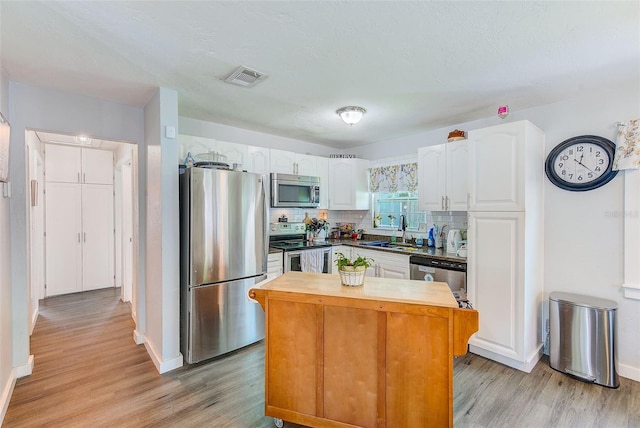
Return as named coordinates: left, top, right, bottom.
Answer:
left=558, top=162, right=564, bottom=168
left=596, top=151, right=601, bottom=157
left=561, top=155, right=569, bottom=161
left=588, top=172, right=593, bottom=178
left=598, top=159, right=604, bottom=165
left=577, top=175, right=583, bottom=181
left=568, top=173, right=573, bottom=179
left=595, top=166, right=601, bottom=172
left=576, top=146, right=584, bottom=152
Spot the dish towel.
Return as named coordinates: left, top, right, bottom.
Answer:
left=300, top=249, right=325, bottom=273
left=613, top=118, right=640, bottom=170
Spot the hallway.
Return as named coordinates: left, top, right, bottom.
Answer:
left=3, top=288, right=287, bottom=427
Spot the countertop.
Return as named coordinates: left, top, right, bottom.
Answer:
left=319, top=239, right=467, bottom=262
left=251, top=271, right=458, bottom=308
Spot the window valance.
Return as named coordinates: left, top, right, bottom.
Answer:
left=369, top=163, right=418, bottom=193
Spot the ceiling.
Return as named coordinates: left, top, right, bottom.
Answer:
left=2, top=1, right=638, bottom=149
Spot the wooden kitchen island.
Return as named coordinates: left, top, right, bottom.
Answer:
left=249, top=272, right=478, bottom=428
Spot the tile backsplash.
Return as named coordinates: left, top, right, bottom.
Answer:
left=268, top=208, right=467, bottom=241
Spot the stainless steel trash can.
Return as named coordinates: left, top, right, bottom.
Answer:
left=549, top=292, right=619, bottom=388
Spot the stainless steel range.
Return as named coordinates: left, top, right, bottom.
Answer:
left=269, top=222, right=332, bottom=273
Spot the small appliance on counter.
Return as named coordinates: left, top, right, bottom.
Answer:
left=446, top=229, right=463, bottom=254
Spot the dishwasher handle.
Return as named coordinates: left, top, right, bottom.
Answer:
left=409, top=256, right=466, bottom=272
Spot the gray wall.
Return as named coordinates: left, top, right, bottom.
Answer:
left=6, top=82, right=145, bottom=382
left=0, top=66, right=13, bottom=421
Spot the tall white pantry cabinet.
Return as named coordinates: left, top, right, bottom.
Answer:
left=44, top=144, right=115, bottom=297
left=466, top=120, right=545, bottom=373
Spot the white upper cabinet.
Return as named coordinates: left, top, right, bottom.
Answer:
left=418, top=140, right=467, bottom=211
left=418, top=145, right=446, bottom=211
left=328, top=158, right=370, bottom=210
left=216, top=140, right=247, bottom=168
left=316, top=156, right=329, bottom=209
left=295, top=154, right=317, bottom=176
left=270, top=149, right=319, bottom=176
left=446, top=140, right=469, bottom=211
left=45, top=144, right=82, bottom=183
left=246, top=146, right=270, bottom=175
left=468, top=121, right=544, bottom=212
left=82, top=148, right=114, bottom=184
left=45, top=145, right=113, bottom=185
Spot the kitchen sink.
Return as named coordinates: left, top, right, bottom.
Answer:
left=359, top=240, right=392, bottom=247
left=360, top=241, right=420, bottom=251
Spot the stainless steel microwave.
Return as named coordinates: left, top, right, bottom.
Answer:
left=271, top=173, right=320, bottom=208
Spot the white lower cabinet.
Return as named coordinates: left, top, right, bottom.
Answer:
left=331, top=245, right=350, bottom=274
left=467, top=211, right=543, bottom=373
left=373, top=251, right=410, bottom=279
left=349, top=248, right=409, bottom=279
left=267, top=252, right=284, bottom=279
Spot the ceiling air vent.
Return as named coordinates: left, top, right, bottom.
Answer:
left=224, top=66, right=267, bottom=88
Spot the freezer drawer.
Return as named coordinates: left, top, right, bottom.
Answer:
left=183, top=275, right=266, bottom=364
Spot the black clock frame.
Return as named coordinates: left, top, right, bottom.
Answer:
left=545, top=135, right=618, bottom=192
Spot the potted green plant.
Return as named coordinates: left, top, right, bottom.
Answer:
left=334, top=252, right=374, bottom=287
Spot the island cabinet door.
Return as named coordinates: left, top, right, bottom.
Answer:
left=323, top=306, right=379, bottom=428
left=386, top=312, right=451, bottom=427
left=265, top=299, right=319, bottom=417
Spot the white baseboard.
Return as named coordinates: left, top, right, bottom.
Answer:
left=133, top=329, right=145, bottom=345
left=618, top=362, right=640, bottom=382
left=15, top=355, right=34, bottom=379
left=469, top=344, right=543, bottom=373
left=0, top=368, right=17, bottom=426
left=29, top=306, right=39, bottom=336
left=143, top=337, right=183, bottom=374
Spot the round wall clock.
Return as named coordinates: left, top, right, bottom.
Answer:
left=545, top=135, right=618, bottom=191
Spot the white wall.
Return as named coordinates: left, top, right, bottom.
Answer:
left=179, top=116, right=336, bottom=157
left=351, top=81, right=640, bottom=380
left=0, top=66, right=15, bottom=423
left=6, top=83, right=145, bottom=388
left=144, top=88, right=182, bottom=373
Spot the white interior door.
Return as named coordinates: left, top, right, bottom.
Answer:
left=45, top=182, right=82, bottom=296
left=122, top=162, right=133, bottom=302
left=82, top=184, right=114, bottom=291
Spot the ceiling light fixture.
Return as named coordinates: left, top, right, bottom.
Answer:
left=336, top=106, right=366, bottom=126
left=74, top=135, right=92, bottom=146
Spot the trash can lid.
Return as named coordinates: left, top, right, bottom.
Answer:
left=549, top=292, right=617, bottom=310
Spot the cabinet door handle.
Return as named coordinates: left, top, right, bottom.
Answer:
left=78, top=233, right=81, bottom=243
left=441, top=196, right=445, bottom=210
left=467, top=193, right=470, bottom=209
left=446, top=196, right=450, bottom=211
left=77, top=172, right=80, bottom=183
left=83, top=173, right=86, bottom=183
left=83, top=232, right=86, bottom=243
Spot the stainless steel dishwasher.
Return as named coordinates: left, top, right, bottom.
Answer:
left=409, top=256, right=467, bottom=304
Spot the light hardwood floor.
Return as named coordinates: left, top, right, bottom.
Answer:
left=4, top=288, right=640, bottom=427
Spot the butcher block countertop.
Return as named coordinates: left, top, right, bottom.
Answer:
left=253, top=271, right=458, bottom=308
left=249, top=272, right=478, bottom=428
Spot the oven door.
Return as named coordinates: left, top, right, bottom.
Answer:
left=285, top=248, right=331, bottom=273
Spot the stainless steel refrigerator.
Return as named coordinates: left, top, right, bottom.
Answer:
left=180, top=166, right=268, bottom=364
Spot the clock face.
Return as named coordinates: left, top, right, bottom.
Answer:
left=551, top=142, right=610, bottom=184
left=545, top=135, right=618, bottom=191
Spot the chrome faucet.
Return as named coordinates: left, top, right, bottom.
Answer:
left=398, top=215, right=407, bottom=243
